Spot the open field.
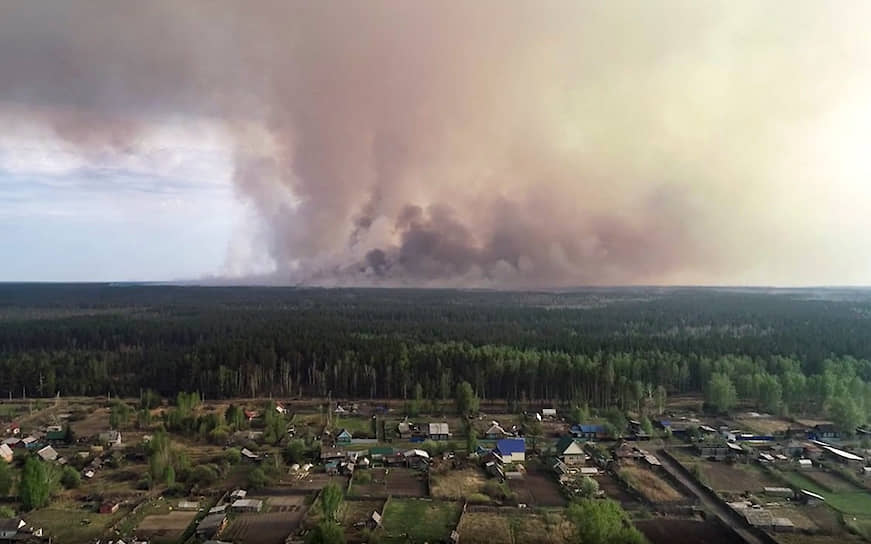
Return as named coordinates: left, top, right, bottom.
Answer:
left=430, top=467, right=487, bottom=499
left=636, top=518, right=745, bottom=544
left=381, top=498, right=461, bottom=543
left=509, top=469, right=567, bottom=506
left=692, top=461, right=781, bottom=494
left=619, top=465, right=684, bottom=503
left=458, top=511, right=513, bottom=543
left=289, top=472, right=349, bottom=491
left=775, top=470, right=871, bottom=516
left=351, top=467, right=427, bottom=497
left=135, top=510, right=198, bottom=542
left=222, top=512, right=306, bottom=544
left=24, top=502, right=131, bottom=543
left=804, top=470, right=861, bottom=493
left=507, top=511, right=576, bottom=544
left=735, top=416, right=793, bottom=435
left=459, top=510, right=576, bottom=544
left=69, top=405, right=110, bottom=438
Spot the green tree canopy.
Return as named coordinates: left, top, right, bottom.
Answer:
left=705, top=372, right=737, bottom=413
left=455, top=381, right=479, bottom=416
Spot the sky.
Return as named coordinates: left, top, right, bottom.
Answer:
left=2, top=1, right=871, bottom=286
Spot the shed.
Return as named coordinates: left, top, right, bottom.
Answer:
left=231, top=499, right=263, bottom=513
left=798, top=459, right=813, bottom=469
left=196, top=513, right=228, bottom=539
left=541, top=408, right=557, bottom=418
left=799, top=489, right=825, bottom=506
left=428, top=422, right=451, bottom=440
left=764, top=487, right=795, bottom=498
left=485, top=423, right=508, bottom=439
left=177, top=500, right=199, bottom=511
left=230, top=489, right=247, bottom=500
left=99, top=430, right=122, bottom=447
left=100, top=501, right=121, bottom=514
left=240, top=448, right=259, bottom=461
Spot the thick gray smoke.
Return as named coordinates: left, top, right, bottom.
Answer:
left=3, top=1, right=871, bottom=286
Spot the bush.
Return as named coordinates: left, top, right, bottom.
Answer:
left=0, top=505, right=15, bottom=518
left=225, top=448, right=242, bottom=464
left=354, top=471, right=372, bottom=484
left=61, top=466, right=81, bottom=489
left=191, top=464, right=220, bottom=487
left=247, top=467, right=267, bottom=489
left=467, top=493, right=491, bottom=504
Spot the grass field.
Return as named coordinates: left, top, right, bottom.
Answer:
left=25, top=502, right=130, bottom=543
left=775, top=470, right=871, bottom=516
left=381, top=498, right=461, bottom=543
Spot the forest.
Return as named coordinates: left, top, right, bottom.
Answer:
left=0, top=284, right=870, bottom=430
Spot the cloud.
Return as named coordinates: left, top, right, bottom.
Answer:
left=2, top=1, right=871, bottom=285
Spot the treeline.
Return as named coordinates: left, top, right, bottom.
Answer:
left=1, top=285, right=871, bottom=423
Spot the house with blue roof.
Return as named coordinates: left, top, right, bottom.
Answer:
left=570, top=424, right=606, bottom=440
left=496, top=438, right=525, bottom=463
left=336, top=429, right=353, bottom=444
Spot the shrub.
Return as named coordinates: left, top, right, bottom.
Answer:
left=467, top=493, right=490, bottom=504
left=225, top=448, right=242, bottom=464
left=61, top=466, right=81, bottom=489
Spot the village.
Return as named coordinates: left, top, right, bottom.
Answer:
left=1, top=394, right=871, bottom=544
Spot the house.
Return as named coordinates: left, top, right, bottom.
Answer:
left=0, top=444, right=12, bottom=463
left=485, top=422, right=509, bottom=439
left=231, top=499, right=263, bottom=513
left=99, top=430, right=122, bottom=447
left=808, top=424, right=841, bottom=441
left=556, top=437, right=586, bottom=465
left=0, top=519, right=26, bottom=540
left=196, top=513, right=228, bottom=539
left=336, top=429, right=353, bottom=444
left=45, top=428, right=66, bottom=443
left=496, top=438, right=526, bottom=463
left=36, top=445, right=58, bottom=462
left=428, top=422, right=451, bottom=441
left=21, top=436, right=37, bottom=449
left=404, top=449, right=430, bottom=469
left=570, top=424, right=606, bottom=440
left=397, top=419, right=413, bottom=439
left=1, top=438, right=21, bottom=449
left=541, top=408, right=557, bottom=419
left=100, top=501, right=121, bottom=514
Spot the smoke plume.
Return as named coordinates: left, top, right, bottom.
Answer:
left=3, top=1, right=871, bottom=286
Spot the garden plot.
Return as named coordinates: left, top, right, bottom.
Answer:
left=430, top=467, right=487, bottom=499
left=351, top=467, right=427, bottom=497
left=619, top=465, right=685, bottom=503
left=508, top=469, right=566, bottom=506
left=136, top=510, right=198, bottom=543
left=636, top=518, right=745, bottom=544
left=221, top=511, right=307, bottom=544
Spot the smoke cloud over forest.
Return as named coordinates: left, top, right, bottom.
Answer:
left=3, top=1, right=871, bottom=286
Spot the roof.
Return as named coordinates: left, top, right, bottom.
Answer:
left=240, top=448, right=259, bottom=459
left=0, top=444, right=12, bottom=460
left=800, top=489, right=826, bottom=501
left=230, top=489, right=247, bottom=498
left=232, top=499, right=263, bottom=509
left=404, top=449, right=430, bottom=459
left=798, top=459, right=813, bottom=465
left=496, top=438, right=525, bottom=456
left=336, top=429, right=353, bottom=439
left=542, top=408, right=557, bottom=415
left=45, top=429, right=66, bottom=440
left=369, top=446, right=394, bottom=456
left=370, top=511, right=383, bottom=524
left=36, top=445, right=58, bottom=461
left=818, top=444, right=864, bottom=462
left=0, top=519, right=24, bottom=531
left=486, top=423, right=506, bottom=435
left=556, top=436, right=584, bottom=455
left=726, top=442, right=744, bottom=452
left=198, top=513, right=227, bottom=530
left=572, top=424, right=605, bottom=433
left=429, top=422, right=450, bottom=435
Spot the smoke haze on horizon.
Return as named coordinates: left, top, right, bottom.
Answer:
left=2, top=1, right=871, bottom=286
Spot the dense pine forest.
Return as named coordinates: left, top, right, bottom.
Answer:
left=1, top=284, right=870, bottom=428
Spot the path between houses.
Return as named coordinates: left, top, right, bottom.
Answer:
left=653, top=449, right=767, bottom=544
